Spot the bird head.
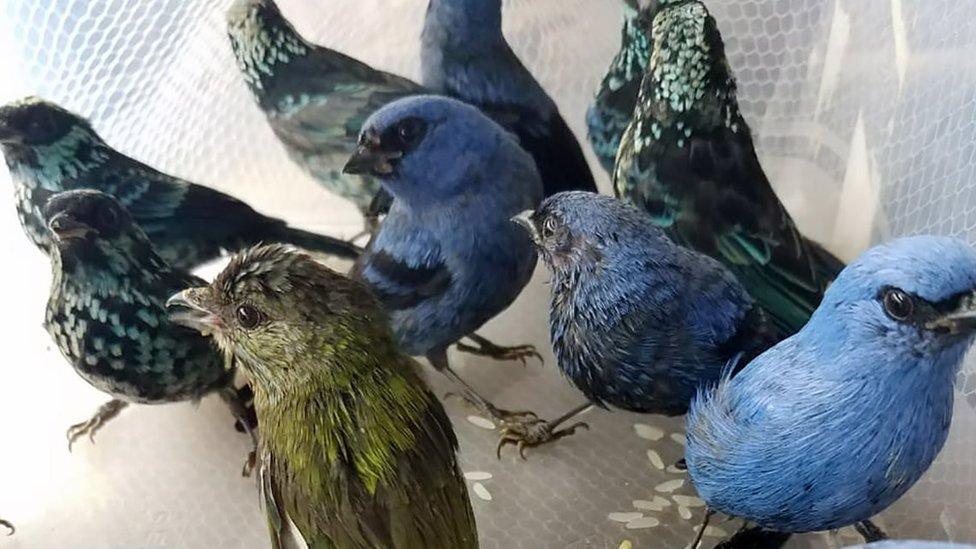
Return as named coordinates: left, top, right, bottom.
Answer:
left=513, top=191, right=652, bottom=273
left=809, top=235, right=976, bottom=373
left=167, top=244, right=390, bottom=389
left=0, top=96, right=96, bottom=149
left=43, top=190, right=157, bottom=273
left=226, top=0, right=308, bottom=91
left=344, top=95, right=516, bottom=206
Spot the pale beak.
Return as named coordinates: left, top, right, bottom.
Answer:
left=166, top=288, right=221, bottom=336
left=927, top=291, right=976, bottom=335
left=511, top=210, right=541, bottom=245
left=343, top=145, right=402, bottom=176
left=47, top=212, right=93, bottom=242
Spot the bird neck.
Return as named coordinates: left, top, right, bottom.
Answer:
left=608, top=4, right=651, bottom=86
left=423, top=0, right=504, bottom=51
left=226, top=3, right=310, bottom=94
left=51, top=239, right=169, bottom=299
left=253, top=346, right=433, bottom=495
left=4, top=126, right=110, bottom=191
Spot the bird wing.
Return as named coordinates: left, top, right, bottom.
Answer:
left=351, top=247, right=452, bottom=311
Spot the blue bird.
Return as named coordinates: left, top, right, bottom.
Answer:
left=0, top=97, right=361, bottom=270
left=586, top=0, right=653, bottom=174
left=613, top=0, right=844, bottom=334
left=507, top=191, right=778, bottom=456
left=421, top=0, right=598, bottom=197
left=686, top=236, right=976, bottom=542
left=226, top=0, right=424, bottom=232
left=345, top=95, right=543, bottom=424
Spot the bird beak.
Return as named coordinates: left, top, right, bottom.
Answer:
left=0, top=115, right=18, bottom=144
left=166, top=288, right=222, bottom=336
left=47, top=212, right=93, bottom=243
left=343, top=145, right=402, bottom=176
left=927, top=291, right=976, bottom=335
left=511, top=210, right=541, bottom=245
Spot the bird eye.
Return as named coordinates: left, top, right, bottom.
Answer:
left=883, top=288, right=914, bottom=321
left=394, top=117, right=426, bottom=149
left=236, top=304, right=264, bottom=330
left=542, top=217, right=558, bottom=239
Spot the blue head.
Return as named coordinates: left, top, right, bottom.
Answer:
left=805, top=235, right=976, bottom=379
left=344, top=95, right=525, bottom=207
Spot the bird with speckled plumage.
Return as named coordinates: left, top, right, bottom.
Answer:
left=0, top=97, right=360, bottom=271
left=686, top=236, right=976, bottom=539
left=346, top=95, right=544, bottom=426
left=613, top=0, right=843, bottom=335
left=586, top=0, right=654, bottom=174
left=421, top=0, right=598, bottom=197
left=504, top=191, right=778, bottom=456
left=42, top=190, right=252, bottom=449
left=226, top=0, right=424, bottom=231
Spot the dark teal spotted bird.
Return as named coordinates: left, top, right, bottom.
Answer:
left=613, top=0, right=843, bottom=334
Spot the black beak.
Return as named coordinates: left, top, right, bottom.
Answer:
left=343, top=145, right=402, bottom=176
left=166, top=288, right=222, bottom=336
left=928, top=291, right=976, bottom=335
left=47, top=212, right=93, bottom=242
left=511, top=210, right=541, bottom=245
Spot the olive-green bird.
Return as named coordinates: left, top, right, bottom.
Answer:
left=167, top=244, right=478, bottom=549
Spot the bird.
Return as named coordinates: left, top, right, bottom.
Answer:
left=225, top=0, right=424, bottom=233
left=0, top=96, right=361, bottom=271
left=344, top=95, right=543, bottom=425
left=613, top=0, right=844, bottom=335
left=685, top=235, right=976, bottom=543
left=506, top=191, right=778, bottom=457
left=167, top=244, right=478, bottom=549
left=421, top=0, right=599, bottom=197
left=42, top=190, right=254, bottom=451
left=586, top=0, right=653, bottom=174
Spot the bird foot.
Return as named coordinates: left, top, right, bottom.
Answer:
left=241, top=450, right=257, bottom=478
left=496, top=416, right=589, bottom=459
left=446, top=392, right=541, bottom=426
left=66, top=399, right=128, bottom=451
left=854, top=520, right=888, bottom=542
left=455, top=339, right=542, bottom=365
left=0, top=519, right=13, bottom=536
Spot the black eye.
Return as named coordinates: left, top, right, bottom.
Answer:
left=393, top=117, right=426, bottom=149
left=883, top=288, right=914, bottom=321
left=236, top=304, right=263, bottom=329
left=542, top=217, right=558, bottom=239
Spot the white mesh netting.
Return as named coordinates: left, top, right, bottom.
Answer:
left=1, top=1, right=975, bottom=547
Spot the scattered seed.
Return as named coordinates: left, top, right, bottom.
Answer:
left=634, top=423, right=665, bottom=441
left=647, top=449, right=665, bottom=470
left=626, top=516, right=660, bottom=529
left=464, top=471, right=492, bottom=481
left=609, top=512, right=643, bottom=523
left=678, top=506, right=692, bottom=520
left=666, top=464, right=684, bottom=474
left=633, top=496, right=671, bottom=511
left=654, top=479, right=685, bottom=493
left=467, top=415, right=495, bottom=430
left=472, top=482, right=492, bottom=501
left=672, top=495, right=704, bottom=508
left=619, top=541, right=633, bottom=549
left=670, top=432, right=687, bottom=446
left=704, top=526, right=729, bottom=538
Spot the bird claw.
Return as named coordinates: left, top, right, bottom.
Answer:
left=455, top=340, right=543, bottom=365
left=241, top=450, right=257, bottom=478
left=66, top=400, right=128, bottom=452
left=496, top=417, right=589, bottom=460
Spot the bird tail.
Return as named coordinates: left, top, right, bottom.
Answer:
left=268, top=224, right=363, bottom=259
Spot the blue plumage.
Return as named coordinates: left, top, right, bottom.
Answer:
left=347, top=95, right=543, bottom=422
left=421, top=0, right=598, bottom=197
left=686, top=236, right=976, bottom=534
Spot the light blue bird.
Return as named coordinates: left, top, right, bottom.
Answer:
left=686, top=235, right=976, bottom=544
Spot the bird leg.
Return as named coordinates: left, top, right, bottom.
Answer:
left=496, top=402, right=592, bottom=459
left=691, top=508, right=715, bottom=549
left=219, top=386, right=260, bottom=478
left=427, top=350, right=540, bottom=425
left=66, top=399, right=129, bottom=451
left=455, top=333, right=543, bottom=365
left=854, top=520, right=888, bottom=542
left=0, top=519, right=13, bottom=535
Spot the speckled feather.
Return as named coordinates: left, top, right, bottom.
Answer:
left=686, top=236, right=976, bottom=532
left=45, top=190, right=230, bottom=403
left=196, top=245, right=477, bottom=548
left=421, top=0, right=597, bottom=197
left=531, top=192, right=777, bottom=414
left=0, top=97, right=360, bottom=270
left=226, top=0, right=424, bottom=213
left=613, top=0, right=843, bottom=334
left=351, top=96, right=541, bottom=358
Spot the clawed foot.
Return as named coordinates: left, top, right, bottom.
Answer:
left=455, top=336, right=542, bottom=365
left=446, top=392, right=539, bottom=425
left=242, top=450, right=257, bottom=478
left=0, top=519, right=13, bottom=535
left=66, top=399, right=128, bottom=451
left=496, top=416, right=589, bottom=459
left=855, top=520, right=888, bottom=542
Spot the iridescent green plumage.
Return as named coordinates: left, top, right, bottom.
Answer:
left=170, top=245, right=477, bottom=549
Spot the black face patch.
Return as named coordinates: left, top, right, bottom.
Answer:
left=878, top=286, right=972, bottom=331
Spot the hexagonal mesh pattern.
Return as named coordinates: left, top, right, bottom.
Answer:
left=1, top=1, right=975, bottom=548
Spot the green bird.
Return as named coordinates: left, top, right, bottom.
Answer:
left=167, top=244, right=478, bottom=549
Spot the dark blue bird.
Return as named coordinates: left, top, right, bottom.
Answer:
left=507, top=191, right=777, bottom=455
left=0, top=97, right=361, bottom=270
left=421, top=0, right=598, bottom=197
left=613, top=0, right=843, bottom=334
left=686, top=236, right=976, bottom=538
left=42, top=190, right=253, bottom=450
left=346, top=95, right=543, bottom=425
